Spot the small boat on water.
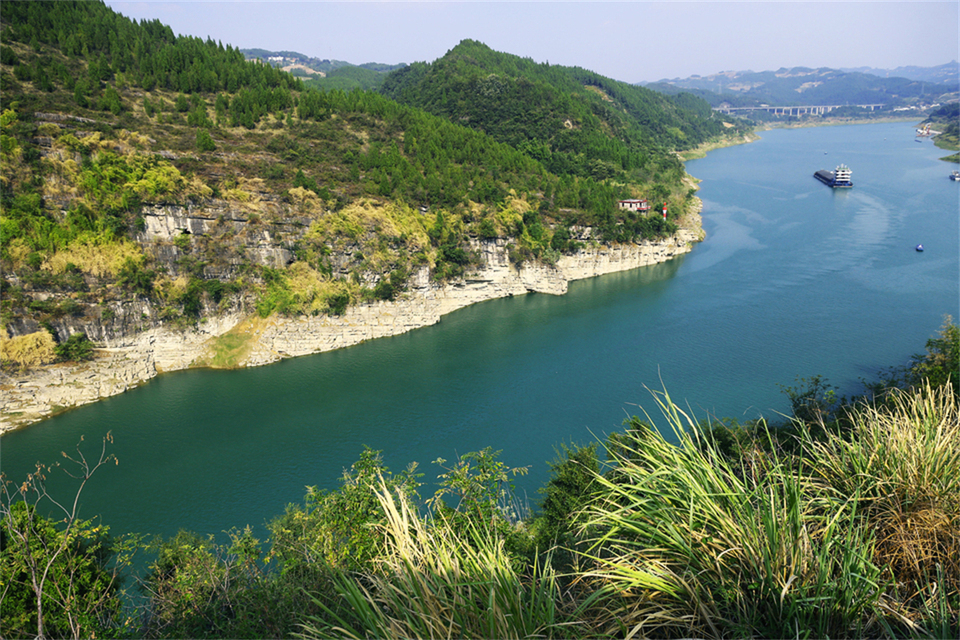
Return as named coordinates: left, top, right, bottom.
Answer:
left=916, top=244, right=924, bottom=252
left=950, top=170, right=960, bottom=181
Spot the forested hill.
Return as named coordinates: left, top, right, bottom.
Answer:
left=1, top=0, right=301, bottom=96
left=0, top=2, right=740, bottom=362
left=380, top=39, right=743, bottom=186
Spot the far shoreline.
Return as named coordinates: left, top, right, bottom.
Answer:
left=683, top=115, right=956, bottom=162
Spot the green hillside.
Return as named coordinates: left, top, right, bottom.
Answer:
left=922, top=102, right=960, bottom=161
left=1, top=2, right=731, bottom=347
left=303, top=65, right=391, bottom=92
left=380, top=39, right=744, bottom=188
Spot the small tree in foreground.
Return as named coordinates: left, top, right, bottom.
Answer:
left=0, top=434, right=134, bottom=639
left=429, top=447, right=530, bottom=533
left=269, top=447, right=422, bottom=573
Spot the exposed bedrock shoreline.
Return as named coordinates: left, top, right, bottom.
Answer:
left=0, top=225, right=701, bottom=435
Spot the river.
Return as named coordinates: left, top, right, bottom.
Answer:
left=2, top=122, right=957, bottom=541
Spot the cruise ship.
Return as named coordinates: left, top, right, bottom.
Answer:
left=814, top=164, right=853, bottom=188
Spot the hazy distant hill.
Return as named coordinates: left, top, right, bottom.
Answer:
left=645, top=64, right=959, bottom=109
left=241, top=48, right=405, bottom=90
left=840, top=61, right=959, bottom=85
left=242, top=48, right=350, bottom=72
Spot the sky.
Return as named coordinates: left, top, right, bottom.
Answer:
left=104, top=1, right=959, bottom=84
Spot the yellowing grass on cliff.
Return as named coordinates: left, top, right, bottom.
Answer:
left=288, top=186, right=323, bottom=216
left=284, top=261, right=359, bottom=315
left=306, top=200, right=431, bottom=247
left=4, top=239, right=32, bottom=271
left=495, top=194, right=528, bottom=232
left=43, top=237, right=143, bottom=277
left=0, top=330, right=57, bottom=368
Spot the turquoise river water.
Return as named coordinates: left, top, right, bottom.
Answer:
left=2, top=122, right=958, bottom=541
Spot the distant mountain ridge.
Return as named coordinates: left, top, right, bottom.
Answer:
left=838, top=62, right=958, bottom=85
left=241, top=48, right=405, bottom=91
left=241, top=48, right=404, bottom=74
left=644, top=63, right=959, bottom=109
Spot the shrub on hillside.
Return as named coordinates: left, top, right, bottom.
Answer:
left=55, top=332, right=95, bottom=362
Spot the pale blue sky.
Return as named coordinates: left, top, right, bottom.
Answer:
left=104, top=1, right=959, bottom=83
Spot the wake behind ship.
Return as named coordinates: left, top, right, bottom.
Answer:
left=815, top=164, right=853, bottom=188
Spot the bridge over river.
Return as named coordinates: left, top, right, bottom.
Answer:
left=715, top=104, right=885, bottom=116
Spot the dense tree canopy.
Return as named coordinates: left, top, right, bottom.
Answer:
left=380, top=39, right=739, bottom=186
left=1, top=0, right=301, bottom=95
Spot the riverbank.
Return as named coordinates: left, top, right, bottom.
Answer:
left=759, top=114, right=920, bottom=130
left=680, top=131, right=761, bottom=160
left=681, top=115, right=927, bottom=162
left=0, top=213, right=702, bottom=435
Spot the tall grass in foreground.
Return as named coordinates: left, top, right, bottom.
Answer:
left=578, top=391, right=888, bottom=639
left=296, top=385, right=958, bottom=639
left=298, top=480, right=574, bottom=639
left=803, top=382, right=960, bottom=632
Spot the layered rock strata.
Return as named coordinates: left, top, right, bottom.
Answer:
left=0, top=229, right=698, bottom=434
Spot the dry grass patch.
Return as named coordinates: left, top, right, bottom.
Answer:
left=288, top=186, right=323, bottom=216
left=155, top=274, right=191, bottom=303
left=284, top=262, right=352, bottom=315
left=196, top=327, right=257, bottom=369
left=43, top=238, right=144, bottom=277
left=4, top=239, right=32, bottom=270
left=185, top=175, right=213, bottom=199
left=306, top=199, right=431, bottom=248
left=495, top=197, right=526, bottom=233
left=0, top=330, right=57, bottom=368
left=222, top=177, right=267, bottom=213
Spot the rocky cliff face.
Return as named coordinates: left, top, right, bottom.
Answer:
left=137, top=201, right=300, bottom=277
left=243, top=230, right=697, bottom=367
left=1, top=204, right=701, bottom=434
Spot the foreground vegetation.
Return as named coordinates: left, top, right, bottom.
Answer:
left=2, top=319, right=957, bottom=639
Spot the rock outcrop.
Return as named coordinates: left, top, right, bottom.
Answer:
left=0, top=227, right=699, bottom=434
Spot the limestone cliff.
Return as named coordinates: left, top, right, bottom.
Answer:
left=0, top=218, right=700, bottom=434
